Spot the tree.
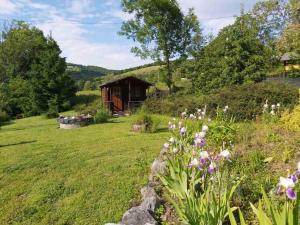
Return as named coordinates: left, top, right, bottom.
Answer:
left=119, top=0, right=201, bottom=92
left=83, top=80, right=92, bottom=90
left=192, top=15, right=267, bottom=93
left=0, top=22, right=76, bottom=117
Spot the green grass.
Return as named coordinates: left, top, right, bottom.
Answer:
left=0, top=115, right=170, bottom=224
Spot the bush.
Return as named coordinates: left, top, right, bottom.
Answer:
left=0, top=110, right=10, bottom=124
left=143, top=82, right=299, bottom=121
left=281, top=103, right=300, bottom=132
left=134, top=110, right=161, bottom=133
left=46, top=97, right=59, bottom=119
left=94, top=105, right=110, bottom=123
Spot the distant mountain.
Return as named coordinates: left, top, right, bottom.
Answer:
left=67, top=63, right=117, bottom=80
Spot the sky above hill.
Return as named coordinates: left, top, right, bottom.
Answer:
left=0, top=0, right=261, bottom=69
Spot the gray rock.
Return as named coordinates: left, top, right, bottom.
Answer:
left=149, top=159, right=167, bottom=181
left=140, top=185, right=161, bottom=213
left=121, top=206, right=158, bottom=225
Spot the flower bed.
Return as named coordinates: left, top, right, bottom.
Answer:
left=157, top=105, right=300, bottom=224
left=57, top=115, right=93, bottom=129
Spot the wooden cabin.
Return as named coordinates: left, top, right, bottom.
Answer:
left=100, top=76, right=153, bottom=112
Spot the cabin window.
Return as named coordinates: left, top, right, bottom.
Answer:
left=133, top=86, right=142, bottom=98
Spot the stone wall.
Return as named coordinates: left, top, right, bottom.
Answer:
left=105, top=150, right=167, bottom=225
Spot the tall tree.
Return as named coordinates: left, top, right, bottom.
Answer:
left=119, top=0, right=201, bottom=92
left=193, top=15, right=267, bottom=93
left=0, top=22, right=76, bottom=117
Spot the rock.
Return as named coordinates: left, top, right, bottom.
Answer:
left=149, top=159, right=167, bottom=181
left=121, top=206, right=158, bottom=225
left=140, top=185, right=161, bottom=213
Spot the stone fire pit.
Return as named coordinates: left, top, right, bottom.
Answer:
left=58, top=114, right=93, bottom=129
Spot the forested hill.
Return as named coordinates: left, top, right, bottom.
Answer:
left=67, top=63, right=117, bottom=80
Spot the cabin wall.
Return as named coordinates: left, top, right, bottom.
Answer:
left=101, top=77, right=150, bottom=112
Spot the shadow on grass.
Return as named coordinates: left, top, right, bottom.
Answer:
left=0, top=120, right=15, bottom=127
left=155, top=127, right=169, bottom=133
left=0, top=140, right=37, bottom=148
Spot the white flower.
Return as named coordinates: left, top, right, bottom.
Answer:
left=278, top=177, right=295, bottom=189
left=190, top=158, right=199, bottom=167
left=197, top=109, right=201, bottom=113
left=172, top=147, right=179, bottom=153
left=198, top=116, right=202, bottom=120
left=220, top=150, right=230, bottom=158
left=195, top=131, right=206, bottom=139
left=168, top=121, right=172, bottom=126
left=189, top=114, right=196, bottom=119
left=271, top=104, right=276, bottom=110
left=263, top=103, right=268, bottom=109
left=172, top=117, right=176, bottom=121
left=200, top=151, right=209, bottom=159
left=277, top=103, right=280, bottom=108
left=270, top=110, right=275, bottom=115
left=169, top=137, right=175, bottom=143
left=202, top=125, right=209, bottom=132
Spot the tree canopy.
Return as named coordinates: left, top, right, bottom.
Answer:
left=119, top=0, right=202, bottom=91
left=0, top=22, right=76, bottom=117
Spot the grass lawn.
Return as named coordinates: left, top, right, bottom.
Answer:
left=0, top=115, right=169, bottom=224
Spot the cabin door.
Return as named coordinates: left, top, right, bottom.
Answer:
left=112, top=86, right=123, bottom=111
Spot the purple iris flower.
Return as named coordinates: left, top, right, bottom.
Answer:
left=194, top=138, right=205, bottom=148
left=208, top=162, right=216, bottom=174
left=287, top=188, right=297, bottom=200
left=180, top=127, right=186, bottom=136
left=288, top=174, right=298, bottom=184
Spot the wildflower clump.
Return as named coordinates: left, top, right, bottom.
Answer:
left=160, top=107, right=240, bottom=225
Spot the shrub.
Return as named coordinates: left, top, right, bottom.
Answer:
left=143, top=82, right=299, bottom=121
left=281, top=104, right=300, bottom=132
left=46, top=97, right=59, bottom=119
left=94, top=105, right=110, bottom=123
left=0, top=110, right=10, bottom=124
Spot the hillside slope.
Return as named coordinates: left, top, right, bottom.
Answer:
left=67, top=63, right=117, bottom=81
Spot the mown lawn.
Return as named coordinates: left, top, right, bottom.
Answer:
left=0, top=115, right=169, bottom=224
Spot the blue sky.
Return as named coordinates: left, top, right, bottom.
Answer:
left=0, top=0, right=261, bottom=69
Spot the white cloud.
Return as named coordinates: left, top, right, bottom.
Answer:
left=68, top=0, right=92, bottom=14
left=178, top=0, right=260, bottom=35
left=37, top=15, right=149, bottom=69
left=110, top=10, right=133, bottom=21
left=0, top=0, right=18, bottom=15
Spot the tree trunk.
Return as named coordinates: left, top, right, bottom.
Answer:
left=165, top=56, right=172, bottom=94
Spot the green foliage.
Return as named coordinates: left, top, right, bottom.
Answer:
left=67, top=63, right=116, bottom=81
left=228, top=190, right=300, bottom=225
left=0, top=22, right=76, bottom=118
left=281, top=104, right=300, bottom=132
left=135, top=110, right=161, bottom=133
left=144, top=82, right=298, bottom=121
left=94, top=105, right=110, bottom=123
left=0, top=110, right=10, bottom=124
left=192, top=15, right=268, bottom=93
left=120, top=0, right=202, bottom=91
left=46, top=96, right=59, bottom=119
